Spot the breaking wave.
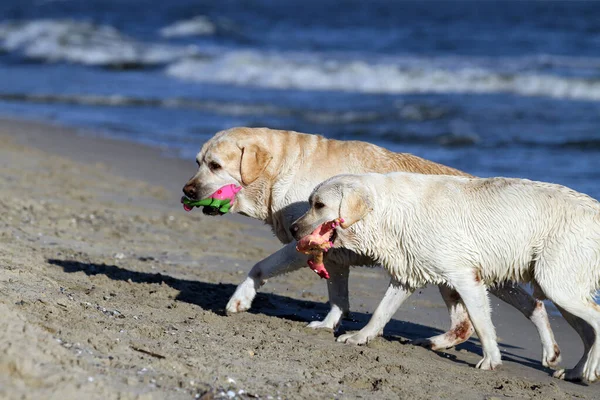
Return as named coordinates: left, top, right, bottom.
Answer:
left=0, top=19, right=199, bottom=68
left=1, top=19, right=598, bottom=102
left=166, top=51, right=600, bottom=101
left=160, top=16, right=217, bottom=38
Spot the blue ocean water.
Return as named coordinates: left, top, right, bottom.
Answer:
left=0, top=0, right=598, bottom=198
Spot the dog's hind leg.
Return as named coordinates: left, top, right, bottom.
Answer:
left=534, top=243, right=600, bottom=382
left=307, top=261, right=349, bottom=330
left=337, top=278, right=414, bottom=345
left=552, top=304, right=595, bottom=382
left=542, top=294, right=600, bottom=382
left=226, top=242, right=307, bottom=314
left=412, top=284, right=475, bottom=350
left=551, top=302, right=599, bottom=382
left=490, top=284, right=561, bottom=368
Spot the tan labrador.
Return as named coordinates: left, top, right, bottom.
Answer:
left=182, top=127, right=561, bottom=367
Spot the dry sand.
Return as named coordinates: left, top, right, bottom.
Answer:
left=0, top=118, right=596, bottom=399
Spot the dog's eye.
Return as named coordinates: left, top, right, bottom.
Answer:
left=314, top=202, right=325, bottom=210
left=208, top=161, right=222, bottom=171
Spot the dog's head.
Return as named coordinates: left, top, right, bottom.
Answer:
left=182, top=127, right=274, bottom=217
left=290, top=174, right=373, bottom=250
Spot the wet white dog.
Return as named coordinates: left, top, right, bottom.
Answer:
left=292, top=172, right=600, bottom=382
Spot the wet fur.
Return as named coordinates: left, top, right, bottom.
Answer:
left=296, top=172, right=600, bottom=380
left=182, top=127, right=560, bottom=367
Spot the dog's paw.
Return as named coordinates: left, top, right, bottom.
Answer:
left=336, top=331, right=374, bottom=345
left=475, top=355, right=502, bottom=371
left=553, top=368, right=584, bottom=382
left=226, top=298, right=250, bottom=314
left=306, top=307, right=344, bottom=330
left=306, top=320, right=337, bottom=330
left=554, top=355, right=599, bottom=382
left=225, top=278, right=256, bottom=315
left=411, top=331, right=470, bottom=351
left=553, top=368, right=566, bottom=380
left=542, top=344, right=562, bottom=368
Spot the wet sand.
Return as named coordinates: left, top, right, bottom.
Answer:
left=0, top=118, right=595, bottom=399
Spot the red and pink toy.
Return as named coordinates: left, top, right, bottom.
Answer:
left=295, top=218, right=345, bottom=279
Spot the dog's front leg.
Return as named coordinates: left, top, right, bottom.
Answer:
left=451, top=274, right=502, bottom=370
left=306, top=262, right=349, bottom=330
left=226, top=242, right=307, bottom=314
left=337, top=278, right=413, bottom=345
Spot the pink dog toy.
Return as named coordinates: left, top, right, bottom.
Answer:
left=181, top=184, right=242, bottom=214
left=295, top=218, right=345, bottom=279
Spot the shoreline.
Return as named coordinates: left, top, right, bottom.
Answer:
left=0, top=116, right=596, bottom=399
left=0, top=115, right=264, bottom=229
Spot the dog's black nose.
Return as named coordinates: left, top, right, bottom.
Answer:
left=183, top=182, right=197, bottom=199
left=290, top=223, right=300, bottom=237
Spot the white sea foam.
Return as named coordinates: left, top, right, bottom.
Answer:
left=166, top=51, right=600, bottom=101
left=2, top=20, right=599, bottom=101
left=160, top=16, right=216, bottom=38
left=0, top=19, right=199, bottom=67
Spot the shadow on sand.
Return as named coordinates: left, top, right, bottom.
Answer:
left=48, top=258, right=549, bottom=373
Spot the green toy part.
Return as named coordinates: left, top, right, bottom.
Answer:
left=181, top=197, right=232, bottom=213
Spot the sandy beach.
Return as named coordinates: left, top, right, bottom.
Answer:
left=0, top=118, right=596, bottom=399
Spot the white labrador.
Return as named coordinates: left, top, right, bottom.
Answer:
left=292, top=172, right=600, bottom=381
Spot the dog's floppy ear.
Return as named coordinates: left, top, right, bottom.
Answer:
left=339, top=185, right=372, bottom=229
left=239, top=143, right=273, bottom=185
